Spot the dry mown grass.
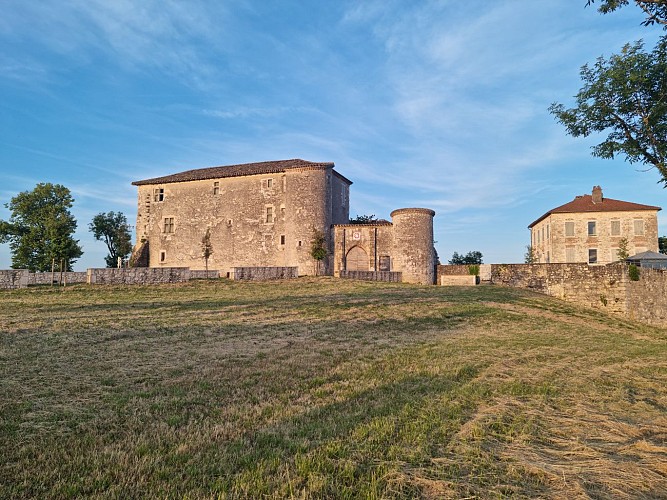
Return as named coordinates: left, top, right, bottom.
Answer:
left=1, top=277, right=666, bottom=498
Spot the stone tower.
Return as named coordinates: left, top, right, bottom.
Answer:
left=284, top=164, right=332, bottom=275
left=390, top=208, right=436, bottom=284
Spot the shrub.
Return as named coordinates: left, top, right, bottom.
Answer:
left=628, top=264, right=640, bottom=281
left=468, top=264, right=480, bottom=276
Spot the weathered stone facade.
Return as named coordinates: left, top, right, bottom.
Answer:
left=332, top=208, right=435, bottom=285
left=132, top=160, right=351, bottom=277
left=529, top=186, right=661, bottom=265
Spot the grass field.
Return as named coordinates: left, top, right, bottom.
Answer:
left=1, top=278, right=667, bottom=499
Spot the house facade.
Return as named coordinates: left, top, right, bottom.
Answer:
left=131, top=159, right=351, bottom=276
left=131, top=159, right=436, bottom=283
left=528, top=186, right=661, bottom=265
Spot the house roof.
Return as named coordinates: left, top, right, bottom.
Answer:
left=528, top=194, right=661, bottom=228
left=132, top=159, right=352, bottom=186
left=627, top=251, right=667, bottom=261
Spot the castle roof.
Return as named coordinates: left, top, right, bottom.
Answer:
left=528, top=193, right=661, bottom=228
left=132, top=159, right=352, bottom=186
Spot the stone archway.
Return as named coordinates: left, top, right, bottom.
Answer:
left=346, top=246, right=369, bottom=271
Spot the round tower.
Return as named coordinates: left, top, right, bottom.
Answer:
left=284, top=165, right=332, bottom=275
left=390, top=208, right=436, bottom=285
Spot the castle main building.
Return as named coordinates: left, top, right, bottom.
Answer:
left=132, top=159, right=435, bottom=284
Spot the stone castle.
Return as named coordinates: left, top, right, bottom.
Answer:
left=131, top=159, right=436, bottom=284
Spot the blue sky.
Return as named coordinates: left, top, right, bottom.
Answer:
left=1, top=0, right=665, bottom=270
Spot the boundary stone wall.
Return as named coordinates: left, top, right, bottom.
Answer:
left=189, top=270, right=221, bottom=279
left=28, top=272, right=87, bottom=286
left=0, top=270, right=29, bottom=289
left=438, top=263, right=667, bottom=327
left=233, top=267, right=298, bottom=281
left=87, top=267, right=191, bottom=285
left=340, top=270, right=402, bottom=282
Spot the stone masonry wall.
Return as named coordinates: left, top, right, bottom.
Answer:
left=627, top=267, right=667, bottom=326
left=339, top=270, right=402, bottom=282
left=439, top=263, right=667, bottom=327
left=0, top=270, right=29, bottom=289
left=87, top=267, right=190, bottom=285
left=233, top=267, right=298, bottom=281
left=28, top=272, right=87, bottom=285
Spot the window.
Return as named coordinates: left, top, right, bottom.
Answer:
left=587, top=221, right=596, bottom=236
left=537, top=230, right=541, bottom=244
left=154, top=188, right=164, bottom=202
left=280, top=235, right=285, bottom=245
left=565, top=221, right=575, bottom=237
left=163, top=217, right=174, bottom=233
left=265, top=207, right=274, bottom=223
left=546, top=224, right=550, bottom=240
left=546, top=252, right=550, bottom=263
left=611, top=220, right=621, bottom=236
left=634, top=219, right=645, bottom=236
left=379, top=255, right=391, bottom=271
left=298, top=240, right=302, bottom=247
left=213, top=181, right=220, bottom=195
left=160, top=251, right=166, bottom=262
left=588, top=248, right=597, bottom=264
left=267, top=178, right=273, bottom=188
left=566, top=247, right=575, bottom=262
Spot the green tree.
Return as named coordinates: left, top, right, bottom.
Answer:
left=524, top=245, right=537, bottom=264
left=586, top=1, right=667, bottom=28
left=449, top=251, right=483, bottom=265
left=0, top=183, right=83, bottom=271
left=617, top=237, right=631, bottom=260
left=89, top=211, right=133, bottom=268
left=549, top=37, right=667, bottom=186
left=349, top=214, right=378, bottom=224
left=201, top=228, right=214, bottom=278
left=310, top=228, right=327, bottom=276
left=659, top=235, right=667, bottom=253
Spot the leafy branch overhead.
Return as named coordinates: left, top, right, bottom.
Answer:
left=549, top=37, right=667, bottom=185
left=586, top=0, right=667, bottom=28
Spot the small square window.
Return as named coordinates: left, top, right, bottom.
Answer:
left=587, top=221, right=596, bottom=236
left=163, top=217, right=174, bottom=233
left=633, top=219, right=644, bottom=236
left=565, top=221, right=575, bottom=237
left=588, top=248, right=597, bottom=264
left=154, top=188, right=164, bottom=202
left=611, top=220, right=621, bottom=236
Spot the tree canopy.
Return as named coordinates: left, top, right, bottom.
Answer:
left=449, top=251, right=483, bottom=265
left=349, top=214, right=378, bottom=224
left=586, top=1, right=667, bottom=28
left=89, top=211, right=133, bottom=268
left=549, top=36, right=667, bottom=186
left=0, top=183, right=83, bottom=271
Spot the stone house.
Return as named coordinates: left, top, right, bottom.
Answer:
left=528, top=186, right=661, bottom=265
left=132, top=159, right=351, bottom=276
left=131, top=159, right=436, bottom=283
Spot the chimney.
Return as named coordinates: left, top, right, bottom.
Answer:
left=592, top=185, right=603, bottom=204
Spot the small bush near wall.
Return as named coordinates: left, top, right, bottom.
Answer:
left=467, top=265, right=480, bottom=276
left=629, top=264, right=640, bottom=281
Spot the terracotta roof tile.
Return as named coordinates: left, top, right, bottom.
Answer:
left=132, top=159, right=352, bottom=186
left=529, top=194, right=661, bottom=228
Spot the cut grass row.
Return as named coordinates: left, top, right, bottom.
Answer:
left=1, top=278, right=666, bottom=498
